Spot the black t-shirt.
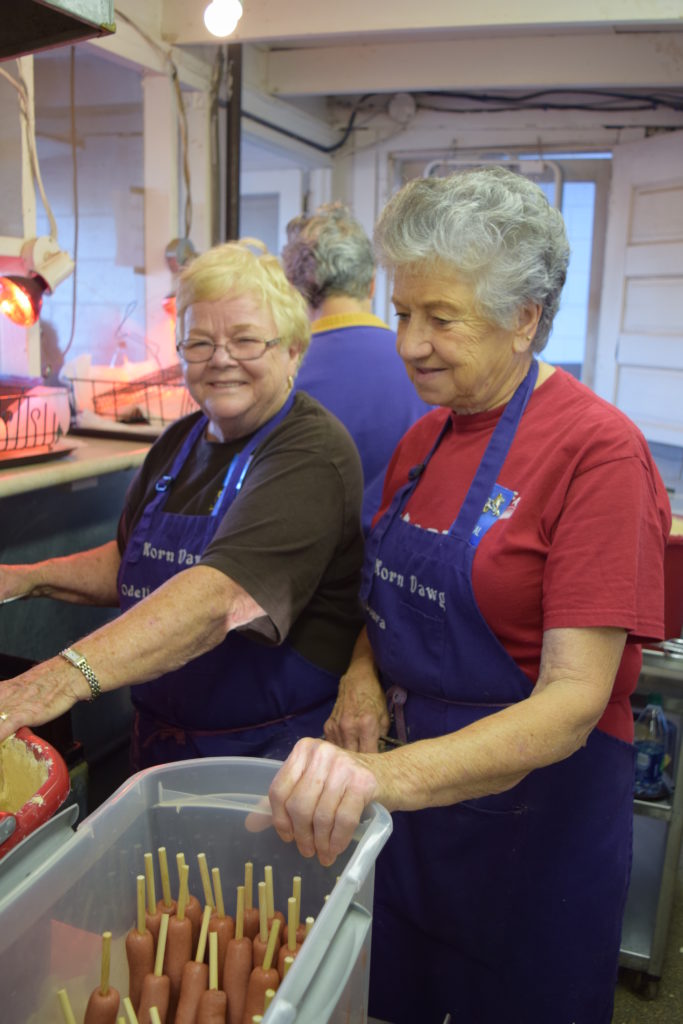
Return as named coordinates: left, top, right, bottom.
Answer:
left=117, top=392, right=364, bottom=674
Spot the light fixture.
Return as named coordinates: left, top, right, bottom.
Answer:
left=0, top=275, right=48, bottom=327
left=0, top=236, right=74, bottom=327
left=203, top=0, right=243, bottom=38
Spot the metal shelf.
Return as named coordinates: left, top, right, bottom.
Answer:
left=619, top=646, right=683, bottom=981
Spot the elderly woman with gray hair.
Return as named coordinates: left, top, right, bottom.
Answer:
left=0, top=241, right=364, bottom=768
left=268, top=168, right=671, bottom=1023
left=283, top=202, right=428, bottom=533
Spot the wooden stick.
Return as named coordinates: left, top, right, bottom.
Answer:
left=235, top=885, right=245, bottom=941
left=154, top=914, right=170, bottom=976
left=305, top=916, right=314, bottom=938
left=123, top=996, right=139, bottom=1024
left=244, top=861, right=254, bottom=911
left=196, top=904, right=212, bottom=963
left=158, top=847, right=172, bottom=909
left=286, top=898, right=297, bottom=954
left=117, top=1018, right=126, bottom=1024
left=264, top=865, right=275, bottom=919
left=144, top=853, right=156, bottom=914
left=177, top=862, right=189, bottom=921
left=208, top=930, right=219, bottom=990
left=258, top=881, right=268, bottom=943
left=292, top=876, right=301, bottom=922
left=264, top=988, right=276, bottom=1010
left=57, top=989, right=77, bottom=1024
left=136, top=875, right=146, bottom=935
left=262, top=918, right=281, bottom=973
left=211, top=866, right=226, bottom=918
left=283, top=956, right=294, bottom=977
left=197, top=852, right=215, bottom=908
left=149, top=1009, right=162, bottom=1024
left=176, top=852, right=186, bottom=889
left=100, top=931, right=112, bottom=995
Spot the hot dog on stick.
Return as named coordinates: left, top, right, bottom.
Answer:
left=137, top=913, right=171, bottom=1024
left=175, top=903, right=211, bottom=1024
left=277, top=898, right=301, bottom=979
left=177, top=853, right=202, bottom=950
left=208, top=865, right=235, bottom=987
left=144, top=853, right=162, bottom=946
left=243, top=862, right=259, bottom=941
left=241, top=918, right=280, bottom=1024
left=127, top=875, right=155, bottom=1012
left=164, top=861, right=193, bottom=1018
left=197, top=930, right=228, bottom=1023
left=156, top=848, right=177, bottom=918
left=223, top=885, right=252, bottom=1024
left=84, top=930, right=121, bottom=1024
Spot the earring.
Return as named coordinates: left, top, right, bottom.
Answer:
left=287, top=374, right=294, bottom=390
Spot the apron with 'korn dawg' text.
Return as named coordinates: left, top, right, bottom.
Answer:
left=361, top=359, right=634, bottom=1024
left=117, top=395, right=338, bottom=769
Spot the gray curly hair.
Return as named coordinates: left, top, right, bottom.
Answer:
left=374, top=166, right=570, bottom=352
left=282, top=202, right=375, bottom=310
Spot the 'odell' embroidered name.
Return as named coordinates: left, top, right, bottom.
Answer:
left=142, top=542, right=202, bottom=566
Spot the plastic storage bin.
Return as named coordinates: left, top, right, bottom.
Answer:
left=0, top=757, right=392, bottom=1023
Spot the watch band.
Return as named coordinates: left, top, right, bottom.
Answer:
left=59, top=647, right=102, bottom=701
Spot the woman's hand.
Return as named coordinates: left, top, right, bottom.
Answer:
left=269, top=737, right=381, bottom=866
left=323, top=628, right=389, bottom=752
left=0, top=658, right=87, bottom=743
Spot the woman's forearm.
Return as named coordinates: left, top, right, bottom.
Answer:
left=60, top=564, right=265, bottom=692
left=366, top=626, right=627, bottom=812
left=1, top=541, right=121, bottom=606
left=0, top=564, right=267, bottom=739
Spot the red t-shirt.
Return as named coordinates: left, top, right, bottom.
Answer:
left=376, top=369, right=672, bottom=742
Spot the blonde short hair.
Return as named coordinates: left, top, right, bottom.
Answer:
left=176, top=239, right=311, bottom=356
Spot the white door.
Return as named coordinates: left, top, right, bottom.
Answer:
left=593, top=130, right=683, bottom=447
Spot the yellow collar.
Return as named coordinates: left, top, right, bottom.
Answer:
left=311, top=312, right=390, bottom=334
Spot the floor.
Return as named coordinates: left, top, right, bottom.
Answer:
left=612, top=843, right=683, bottom=1023
left=85, top=744, right=683, bottom=1024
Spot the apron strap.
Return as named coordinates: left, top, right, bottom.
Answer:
left=451, top=359, right=538, bottom=541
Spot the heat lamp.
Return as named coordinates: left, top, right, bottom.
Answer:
left=0, top=235, right=74, bottom=327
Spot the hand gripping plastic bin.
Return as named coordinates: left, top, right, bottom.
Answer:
left=0, top=757, right=392, bottom=1023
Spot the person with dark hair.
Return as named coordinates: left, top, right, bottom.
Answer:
left=282, top=202, right=429, bottom=533
left=269, top=168, right=671, bottom=1024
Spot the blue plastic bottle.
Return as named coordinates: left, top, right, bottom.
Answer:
left=633, top=693, right=669, bottom=800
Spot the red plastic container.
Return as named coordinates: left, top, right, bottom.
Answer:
left=665, top=532, right=683, bottom=640
left=0, top=727, right=70, bottom=859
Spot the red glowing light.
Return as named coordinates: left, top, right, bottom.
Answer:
left=0, top=275, right=46, bottom=327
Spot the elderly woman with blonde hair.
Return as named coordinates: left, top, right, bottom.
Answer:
left=0, top=240, right=364, bottom=766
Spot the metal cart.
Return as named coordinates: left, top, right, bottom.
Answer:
left=619, top=640, right=683, bottom=997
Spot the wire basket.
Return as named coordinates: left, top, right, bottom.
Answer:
left=65, top=363, right=198, bottom=428
left=0, top=380, right=70, bottom=455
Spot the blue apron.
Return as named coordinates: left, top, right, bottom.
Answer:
left=361, top=361, right=634, bottom=1024
left=117, top=396, right=338, bottom=769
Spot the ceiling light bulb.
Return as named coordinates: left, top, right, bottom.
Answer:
left=203, top=0, right=243, bottom=38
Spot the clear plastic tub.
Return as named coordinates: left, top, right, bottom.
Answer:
left=0, top=757, right=392, bottom=1023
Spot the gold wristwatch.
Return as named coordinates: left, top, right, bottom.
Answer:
left=59, top=647, right=102, bottom=701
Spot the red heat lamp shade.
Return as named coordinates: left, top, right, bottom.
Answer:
left=0, top=274, right=48, bottom=327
